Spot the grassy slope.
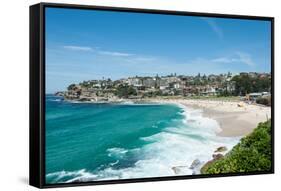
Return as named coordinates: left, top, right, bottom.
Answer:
left=201, top=120, right=272, bottom=174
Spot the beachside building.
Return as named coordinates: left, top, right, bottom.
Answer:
left=172, top=82, right=180, bottom=89
left=249, top=72, right=258, bottom=78
left=226, top=80, right=236, bottom=93
left=247, top=93, right=262, bottom=101
left=127, top=77, right=142, bottom=87
left=240, top=72, right=248, bottom=76
left=142, top=77, right=156, bottom=88
left=204, top=86, right=217, bottom=96
left=258, top=73, right=270, bottom=79
left=92, top=83, right=101, bottom=88
left=159, top=78, right=169, bottom=90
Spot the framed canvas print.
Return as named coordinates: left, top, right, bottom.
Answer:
left=30, top=2, right=274, bottom=188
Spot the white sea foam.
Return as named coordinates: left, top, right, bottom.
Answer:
left=118, top=101, right=135, bottom=105
left=49, top=98, right=62, bottom=102
left=107, top=147, right=128, bottom=158
left=46, top=169, right=98, bottom=183
left=109, top=160, right=119, bottom=166
left=119, top=102, right=162, bottom=106
left=47, top=105, right=241, bottom=183
left=98, top=106, right=240, bottom=178
left=151, top=124, right=158, bottom=128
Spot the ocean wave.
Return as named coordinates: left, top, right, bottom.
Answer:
left=47, top=104, right=240, bottom=183
left=151, top=124, right=158, bottom=128
left=46, top=169, right=98, bottom=183
left=49, top=98, right=62, bottom=102
left=109, top=160, right=119, bottom=166
left=118, top=101, right=135, bottom=105
left=98, top=106, right=240, bottom=178
left=119, top=102, right=162, bottom=106
left=107, top=147, right=128, bottom=158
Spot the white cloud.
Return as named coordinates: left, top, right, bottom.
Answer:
left=235, top=52, right=255, bottom=66
left=201, top=17, right=223, bottom=39
left=211, top=57, right=234, bottom=63
left=98, top=50, right=134, bottom=57
left=63, top=45, right=134, bottom=57
left=211, top=52, right=255, bottom=66
left=63, top=45, right=93, bottom=51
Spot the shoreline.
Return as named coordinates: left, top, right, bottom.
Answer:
left=147, top=98, right=271, bottom=137
left=55, top=95, right=271, bottom=137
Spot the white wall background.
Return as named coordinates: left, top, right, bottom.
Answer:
left=0, top=0, right=279, bottom=190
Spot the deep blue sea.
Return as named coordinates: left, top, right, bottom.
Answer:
left=45, top=94, right=239, bottom=184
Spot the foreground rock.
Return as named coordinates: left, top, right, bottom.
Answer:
left=54, top=91, right=65, bottom=97
left=189, top=159, right=201, bottom=170
left=171, top=166, right=190, bottom=175
left=212, top=153, right=224, bottom=160
left=214, top=146, right=227, bottom=153
left=201, top=150, right=225, bottom=174
left=171, top=159, right=203, bottom=175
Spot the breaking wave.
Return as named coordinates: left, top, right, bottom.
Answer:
left=46, top=104, right=240, bottom=183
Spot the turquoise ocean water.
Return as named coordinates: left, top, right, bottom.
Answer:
left=46, top=94, right=239, bottom=184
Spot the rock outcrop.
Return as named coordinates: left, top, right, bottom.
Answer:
left=200, top=146, right=227, bottom=174
left=214, top=146, right=227, bottom=153
left=189, top=159, right=201, bottom=170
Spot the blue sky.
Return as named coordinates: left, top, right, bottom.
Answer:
left=46, top=7, right=271, bottom=93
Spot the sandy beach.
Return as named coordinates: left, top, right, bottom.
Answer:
left=149, top=98, right=271, bottom=137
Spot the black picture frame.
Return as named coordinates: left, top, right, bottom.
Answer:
left=30, top=2, right=275, bottom=189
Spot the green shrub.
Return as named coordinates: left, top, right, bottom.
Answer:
left=256, top=97, right=271, bottom=106
left=115, top=84, right=137, bottom=98
left=67, top=84, right=76, bottom=91
left=201, top=120, right=272, bottom=174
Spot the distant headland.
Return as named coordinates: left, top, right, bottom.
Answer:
left=55, top=72, right=271, bottom=106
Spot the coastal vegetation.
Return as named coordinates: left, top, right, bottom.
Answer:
left=115, top=84, right=137, bottom=98
left=231, top=73, right=271, bottom=96
left=201, top=120, right=272, bottom=174
left=256, top=97, right=271, bottom=106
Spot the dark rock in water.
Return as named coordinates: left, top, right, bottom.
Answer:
left=189, top=159, right=201, bottom=169
left=215, top=146, right=227, bottom=153
left=171, top=166, right=181, bottom=174
left=171, top=165, right=190, bottom=175
left=212, top=153, right=224, bottom=160
left=54, top=91, right=64, bottom=96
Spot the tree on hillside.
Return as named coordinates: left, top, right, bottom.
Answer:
left=115, top=84, right=137, bottom=98
left=67, top=84, right=76, bottom=91
left=231, top=74, right=271, bottom=96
